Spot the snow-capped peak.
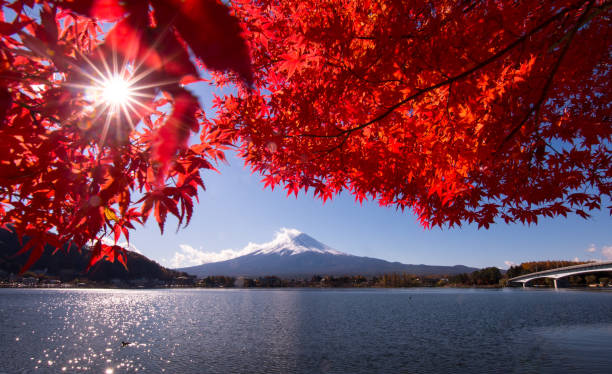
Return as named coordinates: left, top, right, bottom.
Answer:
left=243, top=228, right=347, bottom=256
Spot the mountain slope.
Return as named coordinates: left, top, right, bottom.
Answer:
left=179, top=229, right=477, bottom=277
left=0, top=228, right=189, bottom=282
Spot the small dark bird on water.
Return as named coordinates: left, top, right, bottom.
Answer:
left=121, top=341, right=130, bottom=347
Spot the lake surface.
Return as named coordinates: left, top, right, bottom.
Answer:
left=1, top=288, right=611, bottom=373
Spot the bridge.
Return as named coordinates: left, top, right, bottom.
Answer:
left=508, top=261, right=612, bottom=289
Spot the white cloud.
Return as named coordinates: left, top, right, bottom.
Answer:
left=93, top=237, right=142, bottom=254
left=573, top=257, right=580, bottom=262
left=162, top=227, right=347, bottom=268
left=161, top=228, right=311, bottom=269
left=580, top=244, right=612, bottom=261
left=602, top=246, right=612, bottom=260
left=162, top=244, right=253, bottom=269
left=504, top=260, right=516, bottom=268
left=118, top=241, right=142, bottom=254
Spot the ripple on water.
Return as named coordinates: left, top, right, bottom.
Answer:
left=0, top=288, right=611, bottom=373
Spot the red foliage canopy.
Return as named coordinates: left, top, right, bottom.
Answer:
left=0, top=0, right=610, bottom=271
left=215, top=0, right=611, bottom=228
left=0, top=0, right=251, bottom=271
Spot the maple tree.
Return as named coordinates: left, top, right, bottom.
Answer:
left=0, top=0, right=251, bottom=271
left=215, top=0, right=611, bottom=228
left=0, top=0, right=610, bottom=271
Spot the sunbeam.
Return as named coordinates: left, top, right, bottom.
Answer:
left=74, top=53, right=160, bottom=145
left=101, top=75, right=133, bottom=106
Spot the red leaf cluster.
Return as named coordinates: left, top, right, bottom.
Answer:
left=215, top=0, right=611, bottom=228
left=1, top=0, right=610, bottom=273
left=0, top=0, right=248, bottom=272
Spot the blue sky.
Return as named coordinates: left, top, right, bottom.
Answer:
left=10, top=0, right=609, bottom=271
left=125, top=83, right=611, bottom=270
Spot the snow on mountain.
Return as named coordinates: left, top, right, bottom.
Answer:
left=178, top=229, right=478, bottom=277
left=243, top=228, right=347, bottom=256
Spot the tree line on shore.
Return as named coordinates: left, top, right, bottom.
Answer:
left=195, top=261, right=612, bottom=289
left=4, top=252, right=611, bottom=288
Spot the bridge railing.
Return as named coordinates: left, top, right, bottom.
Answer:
left=508, top=260, right=612, bottom=282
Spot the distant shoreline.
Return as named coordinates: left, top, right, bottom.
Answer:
left=3, top=284, right=611, bottom=291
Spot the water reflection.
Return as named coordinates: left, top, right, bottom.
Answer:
left=0, top=288, right=611, bottom=373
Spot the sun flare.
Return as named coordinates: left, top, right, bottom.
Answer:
left=67, top=47, right=172, bottom=145
left=85, top=72, right=138, bottom=112
left=100, top=75, right=133, bottom=105
left=73, top=55, right=156, bottom=145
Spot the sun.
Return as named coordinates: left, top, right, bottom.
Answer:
left=79, top=69, right=143, bottom=143
left=85, top=71, right=138, bottom=113
left=100, top=75, right=133, bottom=106
left=67, top=49, right=166, bottom=145
left=73, top=55, right=155, bottom=144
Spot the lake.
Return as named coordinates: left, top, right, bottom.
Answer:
left=1, top=288, right=611, bottom=373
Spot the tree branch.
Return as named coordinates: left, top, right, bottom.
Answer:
left=497, top=0, right=596, bottom=152
left=299, top=0, right=591, bottom=139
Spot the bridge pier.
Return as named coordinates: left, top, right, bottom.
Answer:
left=553, top=278, right=558, bottom=290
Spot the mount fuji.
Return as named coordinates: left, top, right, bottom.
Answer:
left=178, top=229, right=477, bottom=277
